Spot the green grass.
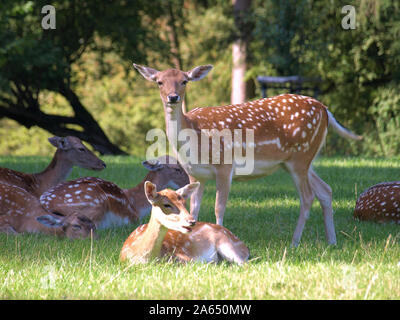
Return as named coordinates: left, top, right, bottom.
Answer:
left=0, top=156, right=399, bottom=299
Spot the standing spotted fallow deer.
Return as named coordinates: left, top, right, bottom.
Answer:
left=120, top=181, right=249, bottom=264
left=39, top=156, right=189, bottom=228
left=133, top=63, right=363, bottom=246
left=0, top=182, right=96, bottom=238
left=0, top=136, right=106, bottom=198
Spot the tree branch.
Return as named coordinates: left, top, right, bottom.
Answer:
left=0, top=84, right=127, bottom=155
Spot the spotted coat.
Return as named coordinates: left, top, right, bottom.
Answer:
left=187, top=93, right=327, bottom=156
left=354, top=182, right=400, bottom=224
left=40, top=157, right=189, bottom=228
left=120, top=221, right=249, bottom=264
left=0, top=182, right=95, bottom=237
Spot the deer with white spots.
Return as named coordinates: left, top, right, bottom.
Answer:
left=0, top=182, right=96, bottom=238
left=39, top=156, right=189, bottom=228
left=354, top=182, right=400, bottom=224
left=0, top=136, right=106, bottom=198
left=120, top=181, right=249, bottom=264
left=133, top=64, right=363, bottom=246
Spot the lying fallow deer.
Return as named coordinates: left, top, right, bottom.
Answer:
left=354, top=181, right=400, bottom=224
left=0, top=136, right=106, bottom=198
left=40, top=156, right=189, bottom=228
left=120, top=181, right=250, bottom=265
left=133, top=63, right=363, bottom=246
left=0, top=182, right=95, bottom=238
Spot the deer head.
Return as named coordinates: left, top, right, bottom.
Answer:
left=48, top=136, right=106, bottom=171
left=36, top=212, right=96, bottom=239
left=133, top=64, right=213, bottom=109
left=144, top=181, right=198, bottom=233
left=141, top=155, right=189, bottom=190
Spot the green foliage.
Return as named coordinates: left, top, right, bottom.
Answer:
left=252, top=0, right=400, bottom=157
left=0, top=119, right=53, bottom=155
left=0, top=0, right=168, bottom=155
left=253, top=0, right=311, bottom=76
left=367, top=83, right=400, bottom=156
left=69, top=43, right=163, bottom=155
left=0, top=0, right=399, bottom=157
left=181, top=6, right=234, bottom=108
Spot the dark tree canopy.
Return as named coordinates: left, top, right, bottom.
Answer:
left=0, top=0, right=157, bottom=154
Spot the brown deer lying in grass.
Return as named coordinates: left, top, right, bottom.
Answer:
left=120, top=181, right=249, bottom=265
left=0, top=182, right=95, bottom=238
left=0, top=136, right=106, bottom=197
left=39, top=156, right=189, bottom=228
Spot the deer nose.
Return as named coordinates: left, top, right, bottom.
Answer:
left=167, top=94, right=180, bottom=103
left=94, top=161, right=106, bottom=170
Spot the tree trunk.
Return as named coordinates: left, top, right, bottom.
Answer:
left=57, top=84, right=126, bottom=155
left=231, top=0, right=252, bottom=105
left=0, top=82, right=127, bottom=155
left=231, top=39, right=247, bottom=104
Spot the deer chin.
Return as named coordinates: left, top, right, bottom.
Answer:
left=165, top=102, right=180, bottom=110
left=176, top=225, right=193, bottom=234
left=164, top=220, right=193, bottom=234
left=155, top=212, right=194, bottom=234
left=166, top=101, right=179, bottom=106
left=92, top=165, right=106, bottom=171
left=166, top=105, right=180, bottom=114
left=80, top=163, right=105, bottom=171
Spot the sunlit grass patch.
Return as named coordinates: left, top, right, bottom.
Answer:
left=0, top=156, right=399, bottom=299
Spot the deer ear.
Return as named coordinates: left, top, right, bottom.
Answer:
left=133, top=63, right=159, bottom=82
left=186, top=65, right=213, bottom=82
left=48, top=136, right=71, bottom=150
left=77, top=215, right=96, bottom=230
left=176, top=182, right=200, bottom=200
left=144, top=181, right=158, bottom=203
left=36, top=214, right=64, bottom=228
left=142, top=159, right=163, bottom=171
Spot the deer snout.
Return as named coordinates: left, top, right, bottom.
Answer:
left=167, top=94, right=180, bottom=103
left=183, top=214, right=196, bottom=228
left=93, top=160, right=106, bottom=170
left=180, top=216, right=196, bottom=233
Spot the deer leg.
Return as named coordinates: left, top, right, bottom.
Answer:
left=308, top=168, right=336, bottom=245
left=0, top=225, right=18, bottom=234
left=189, top=175, right=205, bottom=221
left=287, top=165, right=315, bottom=247
left=215, top=166, right=233, bottom=226
left=0, top=216, right=18, bottom=234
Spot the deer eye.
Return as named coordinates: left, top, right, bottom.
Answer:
left=164, top=203, right=172, bottom=208
left=181, top=80, right=188, bottom=85
left=78, top=147, right=86, bottom=152
left=72, top=224, right=82, bottom=230
left=157, top=81, right=163, bottom=86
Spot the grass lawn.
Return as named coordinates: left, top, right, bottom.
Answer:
left=0, top=155, right=399, bottom=299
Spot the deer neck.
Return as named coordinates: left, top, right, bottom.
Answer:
left=124, top=182, right=151, bottom=219
left=163, top=101, right=191, bottom=152
left=34, top=150, right=73, bottom=195
left=132, top=207, right=168, bottom=262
